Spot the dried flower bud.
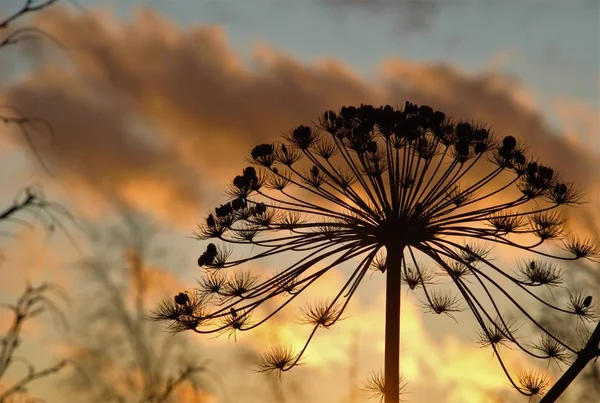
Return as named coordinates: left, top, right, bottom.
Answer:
left=404, top=101, right=418, bottom=114
left=292, top=125, right=313, bottom=149
left=198, top=243, right=218, bottom=267
left=206, top=214, right=216, bottom=228
left=243, top=166, right=257, bottom=180
left=502, top=135, right=517, bottom=150
left=174, top=292, right=190, bottom=306
left=514, top=150, right=526, bottom=165
left=340, top=106, right=357, bottom=120
left=473, top=128, right=489, bottom=141
left=456, top=122, right=473, bottom=139
left=254, top=203, right=267, bottom=215
left=231, top=197, right=246, bottom=211
left=215, top=203, right=233, bottom=218
left=233, top=175, right=248, bottom=189
left=251, top=144, right=274, bottom=159
left=251, top=144, right=275, bottom=166
left=526, top=162, right=538, bottom=177
left=418, top=105, right=434, bottom=119
left=432, top=110, right=445, bottom=125
left=474, top=142, right=487, bottom=154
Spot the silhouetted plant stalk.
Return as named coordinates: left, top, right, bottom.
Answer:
left=0, top=283, right=68, bottom=402
left=1, top=0, right=64, bottom=176
left=0, top=187, right=77, bottom=403
left=153, top=103, right=599, bottom=402
left=0, top=3, right=78, bottom=400
left=1, top=0, right=78, bottom=242
left=63, top=212, right=215, bottom=403
left=0, top=186, right=75, bottom=402
left=0, top=185, right=78, bottom=242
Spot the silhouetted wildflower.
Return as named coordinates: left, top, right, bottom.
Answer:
left=152, top=290, right=209, bottom=332
left=476, top=317, right=520, bottom=350
left=298, top=299, right=344, bottom=328
left=518, top=370, right=550, bottom=400
left=196, top=272, right=226, bottom=298
left=197, top=243, right=217, bottom=266
left=256, top=346, right=301, bottom=376
left=174, top=292, right=190, bottom=306
left=154, top=103, right=599, bottom=402
left=568, top=291, right=597, bottom=323
left=531, top=333, right=570, bottom=367
left=360, top=369, right=408, bottom=403
left=401, top=262, right=436, bottom=290
left=516, top=260, right=564, bottom=287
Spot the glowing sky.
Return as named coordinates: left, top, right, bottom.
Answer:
left=0, top=1, right=598, bottom=402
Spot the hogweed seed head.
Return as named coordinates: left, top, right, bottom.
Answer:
left=154, top=103, right=598, bottom=399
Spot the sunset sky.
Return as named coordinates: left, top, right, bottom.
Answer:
left=0, top=1, right=599, bottom=402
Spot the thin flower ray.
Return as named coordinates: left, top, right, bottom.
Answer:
left=419, top=241, right=577, bottom=359
left=430, top=238, right=581, bottom=318
left=359, top=369, right=409, bottom=403
left=198, top=243, right=378, bottom=334
left=152, top=103, right=598, bottom=402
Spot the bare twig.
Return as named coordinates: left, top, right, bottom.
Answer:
left=0, top=184, right=84, bottom=253
left=0, top=0, right=58, bottom=31
left=0, top=283, right=69, bottom=402
left=0, top=1, right=65, bottom=175
left=0, top=2, right=80, bottom=402
left=0, top=360, right=67, bottom=402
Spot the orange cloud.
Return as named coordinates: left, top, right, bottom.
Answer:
left=380, top=60, right=596, bottom=188
left=2, top=6, right=595, bottom=229
left=1, top=7, right=597, bottom=401
left=554, top=96, right=600, bottom=157
left=0, top=225, right=73, bottom=291
left=174, top=384, right=219, bottom=403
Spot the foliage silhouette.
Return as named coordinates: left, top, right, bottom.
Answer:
left=0, top=282, right=68, bottom=403
left=0, top=2, right=77, bottom=402
left=1, top=0, right=79, bottom=243
left=63, top=209, right=216, bottom=403
left=153, top=103, right=599, bottom=402
left=0, top=0, right=67, bottom=176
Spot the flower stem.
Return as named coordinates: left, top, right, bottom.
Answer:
left=540, top=319, right=600, bottom=402
left=385, top=245, right=404, bottom=403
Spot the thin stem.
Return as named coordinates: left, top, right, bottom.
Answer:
left=384, top=244, right=404, bottom=403
left=540, top=320, right=600, bottom=402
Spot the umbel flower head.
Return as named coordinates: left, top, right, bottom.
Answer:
left=153, top=102, right=598, bottom=402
